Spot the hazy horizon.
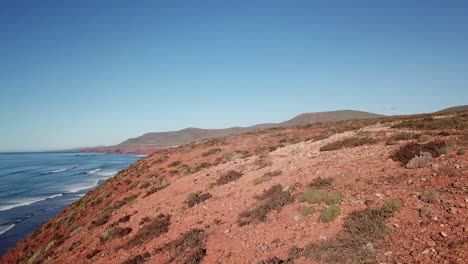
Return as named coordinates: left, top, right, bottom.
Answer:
left=1, top=1, right=467, bottom=151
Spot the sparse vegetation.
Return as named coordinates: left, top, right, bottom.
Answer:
left=214, top=170, right=243, bottom=186
left=125, top=214, right=171, bottom=248
left=143, top=180, right=169, bottom=197
left=237, top=185, right=293, bottom=226
left=168, top=160, right=182, bottom=167
left=86, top=249, right=101, bottom=259
left=320, top=137, right=378, bottom=151
left=405, top=152, right=433, bottom=169
left=392, top=116, right=467, bottom=131
left=190, top=162, right=211, bottom=173
left=457, top=149, right=465, bottom=155
left=320, top=205, right=341, bottom=223
left=186, top=192, right=213, bottom=207
left=419, top=189, right=439, bottom=203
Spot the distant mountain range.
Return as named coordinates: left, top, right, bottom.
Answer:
left=82, top=106, right=467, bottom=153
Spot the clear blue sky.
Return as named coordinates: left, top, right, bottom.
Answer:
left=1, top=0, right=467, bottom=151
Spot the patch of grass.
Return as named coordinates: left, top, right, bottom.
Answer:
left=201, top=148, right=222, bottom=157
left=320, top=137, right=378, bottom=151
left=122, top=252, right=151, bottom=264
left=309, top=177, right=333, bottom=189
left=301, top=189, right=343, bottom=205
left=237, top=185, right=294, bottom=226
left=100, top=226, right=132, bottom=243
left=214, top=170, right=243, bottom=186
left=155, top=229, right=207, bottom=264
left=391, top=141, right=448, bottom=165
left=125, top=214, right=171, bottom=248
left=383, top=198, right=402, bottom=213
left=418, top=134, right=432, bottom=143
left=320, top=205, right=341, bottom=223
left=301, top=207, right=315, bottom=217
left=419, top=189, right=439, bottom=203
left=186, top=192, right=213, bottom=207
left=391, top=132, right=418, bottom=141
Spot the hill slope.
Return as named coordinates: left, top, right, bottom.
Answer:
left=436, top=105, right=468, bottom=113
left=3, top=110, right=467, bottom=263
left=88, top=110, right=383, bottom=153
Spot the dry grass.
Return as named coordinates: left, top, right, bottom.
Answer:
left=320, top=137, right=378, bottom=151
left=392, top=116, right=467, bottom=131
left=391, top=132, right=418, bottom=141
left=122, top=252, right=151, bottom=264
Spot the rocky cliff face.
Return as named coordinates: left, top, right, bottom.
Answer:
left=2, top=112, right=468, bottom=264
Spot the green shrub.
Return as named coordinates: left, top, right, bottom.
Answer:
left=383, top=198, right=402, bottom=213
left=253, top=176, right=271, bottom=185
left=320, top=205, right=341, bottom=223
left=458, top=149, right=465, bottom=155
left=418, top=134, right=432, bottom=143
left=186, top=192, right=213, bottom=208
left=301, top=189, right=328, bottom=204
left=320, top=137, right=378, bottom=151
left=323, top=191, right=343, bottom=205
left=419, top=189, right=439, bottom=203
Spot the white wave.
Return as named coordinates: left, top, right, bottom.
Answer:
left=43, top=168, right=67, bottom=174
left=65, top=181, right=99, bottom=193
left=87, top=168, right=101, bottom=174
left=0, top=224, right=15, bottom=236
left=0, top=194, right=63, bottom=212
left=93, top=169, right=118, bottom=177
left=135, top=154, right=148, bottom=158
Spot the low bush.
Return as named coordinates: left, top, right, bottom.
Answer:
left=405, top=152, right=433, bottom=169
left=320, top=137, right=378, bottom=151
left=214, top=170, right=243, bottom=186
left=457, top=149, right=465, bottom=155
left=100, top=226, right=132, bottom=243
left=383, top=198, right=402, bottom=213
left=125, top=214, right=171, bottom=248
left=320, top=205, right=341, bottom=223
left=122, top=252, right=151, bottom=264
left=201, top=148, right=222, bottom=157
left=392, top=116, right=467, bottom=131
left=391, top=141, right=448, bottom=165
left=309, top=177, right=333, bottom=189
left=237, top=185, right=293, bottom=226
left=144, top=180, right=169, bottom=198
left=155, top=229, right=207, bottom=264
left=86, top=249, right=101, bottom=259
left=301, top=207, right=315, bottom=217
left=391, top=132, right=418, bottom=141
left=168, top=160, right=181, bottom=167
left=186, top=192, right=213, bottom=207
left=301, top=189, right=342, bottom=205
left=418, top=134, right=432, bottom=142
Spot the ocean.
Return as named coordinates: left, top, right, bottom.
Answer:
left=0, top=152, right=142, bottom=256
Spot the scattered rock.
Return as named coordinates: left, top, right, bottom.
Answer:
left=293, top=214, right=304, bottom=221
left=427, top=240, right=436, bottom=247
left=422, top=248, right=430, bottom=255
left=224, top=229, right=230, bottom=234
left=384, top=251, right=393, bottom=256
left=364, top=199, right=374, bottom=206
left=440, top=231, right=448, bottom=237
left=364, top=242, right=374, bottom=253
left=406, top=152, right=432, bottom=169
left=451, top=181, right=461, bottom=188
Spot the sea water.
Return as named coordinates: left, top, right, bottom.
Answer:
left=0, top=152, right=142, bottom=256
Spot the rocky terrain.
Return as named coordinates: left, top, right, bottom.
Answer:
left=2, top=110, right=468, bottom=264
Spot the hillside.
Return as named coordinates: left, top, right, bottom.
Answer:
left=2, top=110, right=467, bottom=263
left=85, top=110, right=383, bottom=153
left=437, top=105, right=468, bottom=113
